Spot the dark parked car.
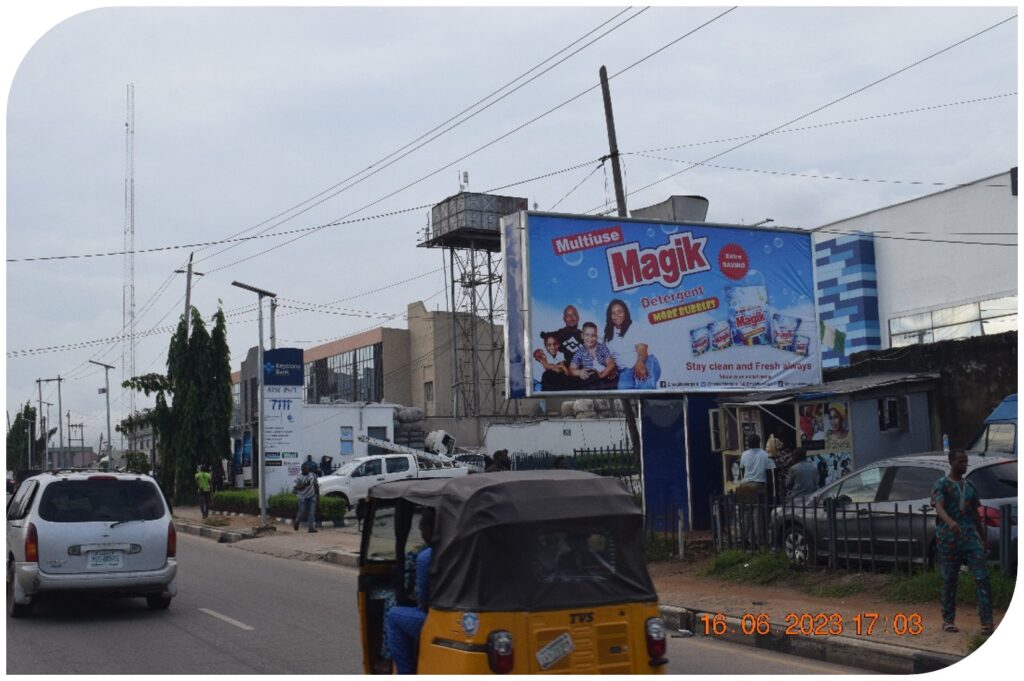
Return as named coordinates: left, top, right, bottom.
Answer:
left=773, top=452, right=1017, bottom=570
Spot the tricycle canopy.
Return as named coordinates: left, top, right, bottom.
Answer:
left=367, top=470, right=657, bottom=612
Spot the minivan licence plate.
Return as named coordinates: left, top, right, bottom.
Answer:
left=536, top=632, right=575, bottom=670
left=88, top=550, right=123, bottom=569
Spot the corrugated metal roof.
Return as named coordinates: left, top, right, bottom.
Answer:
left=720, top=372, right=940, bottom=405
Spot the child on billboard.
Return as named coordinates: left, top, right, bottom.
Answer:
left=569, top=321, right=618, bottom=390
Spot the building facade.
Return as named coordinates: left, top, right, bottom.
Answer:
left=814, top=169, right=1017, bottom=367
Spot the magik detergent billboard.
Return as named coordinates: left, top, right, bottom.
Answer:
left=504, top=212, right=821, bottom=397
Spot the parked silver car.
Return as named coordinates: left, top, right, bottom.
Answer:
left=6, top=471, right=177, bottom=617
left=773, top=453, right=1017, bottom=570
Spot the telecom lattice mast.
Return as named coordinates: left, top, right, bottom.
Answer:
left=122, top=83, right=136, bottom=437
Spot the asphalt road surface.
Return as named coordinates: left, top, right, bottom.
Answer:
left=8, top=534, right=867, bottom=674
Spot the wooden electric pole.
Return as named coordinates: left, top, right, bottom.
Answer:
left=599, top=65, right=643, bottom=468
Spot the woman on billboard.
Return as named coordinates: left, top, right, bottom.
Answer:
left=603, top=299, right=660, bottom=390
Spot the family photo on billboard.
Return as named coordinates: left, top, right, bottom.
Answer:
left=533, top=300, right=661, bottom=392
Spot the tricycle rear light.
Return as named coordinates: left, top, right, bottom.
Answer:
left=645, top=617, right=667, bottom=662
left=486, top=630, right=514, bottom=674
left=167, top=521, right=177, bottom=558
left=25, top=523, right=39, bottom=563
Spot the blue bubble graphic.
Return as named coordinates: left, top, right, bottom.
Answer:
left=763, top=245, right=773, bottom=255
left=587, top=267, right=599, bottom=279
left=647, top=228, right=656, bottom=237
left=661, top=224, right=679, bottom=235
left=773, top=237, right=784, bottom=249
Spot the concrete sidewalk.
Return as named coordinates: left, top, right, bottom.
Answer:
left=174, top=506, right=993, bottom=674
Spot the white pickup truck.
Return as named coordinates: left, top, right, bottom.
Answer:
left=318, top=453, right=468, bottom=512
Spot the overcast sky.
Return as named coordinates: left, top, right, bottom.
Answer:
left=3, top=4, right=1018, bottom=450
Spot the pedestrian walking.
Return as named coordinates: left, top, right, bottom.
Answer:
left=293, top=461, right=319, bottom=533
left=932, top=448, right=994, bottom=635
left=195, top=464, right=213, bottom=519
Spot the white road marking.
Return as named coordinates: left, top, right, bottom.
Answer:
left=198, top=608, right=255, bottom=631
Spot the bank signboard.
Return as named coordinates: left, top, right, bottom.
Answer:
left=262, top=348, right=304, bottom=494
left=504, top=212, right=821, bottom=397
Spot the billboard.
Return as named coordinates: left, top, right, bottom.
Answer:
left=504, top=212, right=821, bottom=396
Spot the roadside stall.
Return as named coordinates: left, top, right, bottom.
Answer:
left=710, top=372, right=940, bottom=497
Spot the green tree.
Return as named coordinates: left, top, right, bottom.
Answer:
left=6, top=403, right=54, bottom=473
left=123, top=304, right=233, bottom=504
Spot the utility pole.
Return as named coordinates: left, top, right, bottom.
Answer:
left=41, top=400, right=53, bottom=471
left=270, top=298, right=277, bottom=350
left=176, top=252, right=204, bottom=336
left=599, top=65, right=643, bottom=467
left=232, top=280, right=278, bottom=530
left=37, top=376, right=64, bottom=469
left=88, top=360, right=115, bottom=462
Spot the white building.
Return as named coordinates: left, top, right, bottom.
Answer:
left=813, top=169, right=1017, bottom=366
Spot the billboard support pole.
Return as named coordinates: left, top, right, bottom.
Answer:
left=600, top=64, right=643, bottom=467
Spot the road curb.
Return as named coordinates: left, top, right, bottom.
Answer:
left=658, top=606, right=964, bottom=674
left=173, top=520, right=252, bottom=543
left=324, top=550, right=360, bottom=568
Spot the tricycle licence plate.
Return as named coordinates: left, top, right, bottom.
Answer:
left=88, top=550, right=123, bottom=569
left=536, top=632, right=575, bottom=670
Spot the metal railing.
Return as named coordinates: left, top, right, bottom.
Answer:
left=711, top=494, right=1016, bottom=575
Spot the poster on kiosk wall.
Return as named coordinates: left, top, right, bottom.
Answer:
left=262, top=348, right=304, bottom=495
left=503, top=212, right=822, bottom=397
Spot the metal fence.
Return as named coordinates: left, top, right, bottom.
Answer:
left=710, top=493, right=1015, bottom=575
left=509, top=444, right=641, bottom=496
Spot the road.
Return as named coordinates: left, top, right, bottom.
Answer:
left=8, top=534, right=867, bottom=674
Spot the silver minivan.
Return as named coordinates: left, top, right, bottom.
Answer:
left=6, top=471, right=177, bottom=617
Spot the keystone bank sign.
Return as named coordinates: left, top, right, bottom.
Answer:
left=263, top=348, right=304, bottom=387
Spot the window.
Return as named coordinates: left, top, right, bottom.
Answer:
left=885, top=466, right=942, bottom=502
left=833, top=467, right=883, bottom=504
left=366, top=504, right=397, bottom=562
left=8, top=481, right=38, bottom=520
left=38, top=480, right=165, bottom=523
left=340, top=426, right=354, bottom=455
left=386, top=457, right=410, bottom=474
left=877, top=396, right=908, bottom=432
left=367, top=426, right=389, bottom=455
left=968, top=462, right=1017, bottom=498
left=983, top=423, right=1016, bottom=453
left=424, top=381, right=434, bottom=403
left=355, top=459, right=382, bottom=478
left=889, top=295, right=1017, bottom=348
left=532, top=525, right=617, bottom=582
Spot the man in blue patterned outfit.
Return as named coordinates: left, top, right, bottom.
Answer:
left=385, top=509, right=435, bottom=674
left=931, top=448, right=994, bottom=635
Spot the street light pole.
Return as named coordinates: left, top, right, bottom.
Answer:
left=88, top=361, right=115, bottom=462
left=231, top=280, right=277, bottom=530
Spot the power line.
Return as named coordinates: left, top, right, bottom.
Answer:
left=200, top=7, right=737, bottom=275
left=629, top=92, right=1016, bottom=156
left=587, top=13, right=1017, bottom=215
left=630, top=151, right=1013, bottom=189
left=189, top=7, right=646, bottom=268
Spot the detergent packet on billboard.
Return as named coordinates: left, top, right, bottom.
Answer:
left=726, top=285, right=771, bottom=345
left=794, top=335, right=810, bottom=357
left=771, top=313, right=801, bottom=351
left=690, top=326, right=710, bottom=356
left=709, top=320, right=733, bottom=351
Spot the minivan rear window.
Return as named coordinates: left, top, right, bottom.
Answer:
left=38, top=480, right=166, bottom=523
left=968, top=462, right=1018, bottom=499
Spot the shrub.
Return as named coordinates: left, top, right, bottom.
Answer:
left=212, top=490, right=259, bottom=515
left=123, top=451, right=150, bottom=474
